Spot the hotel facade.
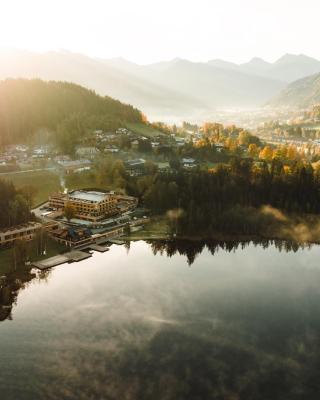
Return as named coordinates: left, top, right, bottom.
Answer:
left=49, top=190, right=137, bottom=223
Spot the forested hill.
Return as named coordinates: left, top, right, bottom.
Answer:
left=270, top=73, right=320, bottom=108
left=0, top=79, right=143, bottom=146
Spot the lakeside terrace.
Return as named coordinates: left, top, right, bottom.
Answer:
left=0, top=221, right=59, bottom=248
left=0, top=222, right=43, bottom=247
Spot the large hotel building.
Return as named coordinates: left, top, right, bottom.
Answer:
left=49, top=190, right=137, bottom=223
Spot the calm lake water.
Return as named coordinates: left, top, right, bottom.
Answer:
left=1, top=240, right=320, bottom=399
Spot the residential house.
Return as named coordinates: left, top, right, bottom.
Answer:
left=182, top=158, right=197, bottom=169
left=76, top=146, right=98, bottom=158
left=125, top=158, right=146, bottom=176
left=57, top=159, right=92, bottom=174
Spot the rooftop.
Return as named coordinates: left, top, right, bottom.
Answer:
left=69, top=190, right=108, bottom=203
left=58, top=159, right=91, bottom=167
left=125, top=158, right=145, bottom=167
left=182, top=158, right=196, bottom=164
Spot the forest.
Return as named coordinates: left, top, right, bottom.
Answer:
left=0, top=79, right=142, bottom=151
left=0, top=179, right=33, bottom=229
left=127, top=157, right=320, bottom=238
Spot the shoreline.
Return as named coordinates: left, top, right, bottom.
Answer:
left=121, top=232, right=320, bottom=246
left=122, top=212, right=320, bottom=246
left=1, top=220, right=319, bottom=274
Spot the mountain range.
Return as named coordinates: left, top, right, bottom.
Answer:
left=1, top=49, right=320, bottom=119
left=103, top=57, right=284, bottom=108
left=209, top=54, right=320, bottom=83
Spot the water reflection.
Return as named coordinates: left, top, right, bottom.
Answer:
left=0, top=238, right=311, bottom=323
left=0, top=240, right=319, bottom=399
left=149, top=238, right=311, bottom=265
left=0, top=270, right=36, bottom=321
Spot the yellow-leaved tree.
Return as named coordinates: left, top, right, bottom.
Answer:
left=259, top=146, right=273, bottom=162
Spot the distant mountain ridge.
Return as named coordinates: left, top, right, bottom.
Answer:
left=1, top=49, right=320, bottom=119
left=209, top=54, right=320, bottom=83
left=106, top=57, right=284, bottom=108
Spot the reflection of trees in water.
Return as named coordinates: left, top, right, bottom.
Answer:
left=36, top=269, right=52, bottom=283
left=149, top=239, right=311, bottom=265
left=0, top=239, right=311, bottom=323
left=0, top=271, right=34, bottom=321
left=0, top=268, right=50, bottom=322
left=124, top=240, right=131, bottom=254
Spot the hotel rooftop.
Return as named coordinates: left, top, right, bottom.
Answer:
left=69, top=191, right=109, bottom=203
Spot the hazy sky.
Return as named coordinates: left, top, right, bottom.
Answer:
left=0, top=0, right=319, bottom=64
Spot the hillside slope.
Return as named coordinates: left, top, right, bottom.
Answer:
left=0, top=78, right=142, bottom=145
left=269, top=73, right=320, bottom=108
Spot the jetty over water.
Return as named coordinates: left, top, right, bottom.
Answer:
left=32, top=250, right=92, bottom=270
left=32, top=243, right=110, bottom=270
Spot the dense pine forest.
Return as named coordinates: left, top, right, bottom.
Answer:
left=0, top=180, right=33, bottom=229
left=129, top=157, right=320, bottom=238
left=0, top=79, right=143, bottom=148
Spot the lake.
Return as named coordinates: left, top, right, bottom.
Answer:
left=0, top=240, right=320, bottom=399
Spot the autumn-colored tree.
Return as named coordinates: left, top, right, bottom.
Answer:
left=278, top=145, right=289, bottom=160
left=283, top=165, right=291, bottom=175
left=225, top=138, right=237, bottom=152
left=194, top=139, right=207, bottom=148
left=64, top=202, right=76, bottom=222
left=141, top=113, right=148, bottom=123
left=312, top=161, right=320, bottom=182
left=248, top=143, right=259, bottom=158
left=272, top=148, right=283, bottom=160
left=238, top=131, right=250, bottom=145
left=286, top=146, right=298, bottom=161
left=203, top=122, right=223, bottom=139
left=259, top=146, right=273, bottom=162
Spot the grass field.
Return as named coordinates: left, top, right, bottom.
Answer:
left=65, top=171, right=113, bottom=192
left=0, top=170, right=61, bottom=206
left=123, top=217, right=170, bottom=240
left=126, top=123, right=165, bottom=138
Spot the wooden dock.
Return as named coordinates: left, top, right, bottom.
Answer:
left=87, top=244, right=109, bottom=253
left=32, top=255, right=69, bottom=269
left=32, top=250, right=92, bottom=270
left=67, top=250, right=92, bottom=262
left=108, top=239, right=126, bottom=245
